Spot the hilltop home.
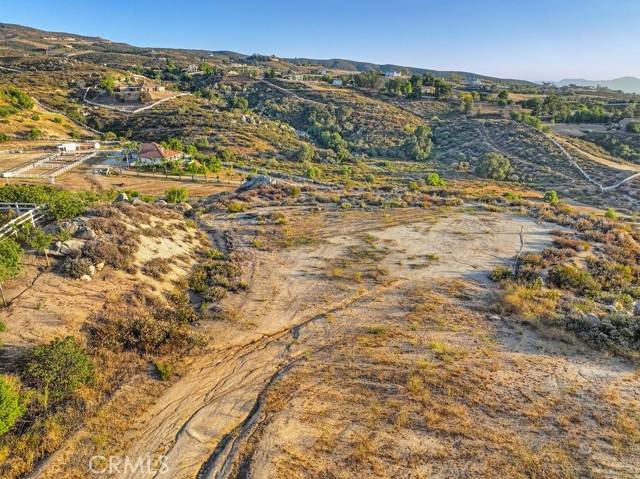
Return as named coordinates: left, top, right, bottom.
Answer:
left=134, top=142, right=183, bottom=166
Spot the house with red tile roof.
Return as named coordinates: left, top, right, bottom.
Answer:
left=134, top=142, right=183, bottom=166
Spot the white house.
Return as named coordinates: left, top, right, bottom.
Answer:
left=385, top=71, right=402, bottom=78
left=332, top=79, right=343, bottom=86
left=57, top=143, right=78, bottom=153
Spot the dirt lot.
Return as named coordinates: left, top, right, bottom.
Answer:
left=29, top=203, right=640, bottom=478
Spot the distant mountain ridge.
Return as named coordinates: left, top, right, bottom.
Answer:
left=0, top=22, right=536, bottom=87
left=284, top=57, right=534, bottom=86
left=554, top=77, right=640, bottom=94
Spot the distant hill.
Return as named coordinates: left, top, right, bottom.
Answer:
left=554, top=77, right=640, bottom=94
left=285, top=57, right=534, bottom=86
left=0, top=22, right=536, bottom=87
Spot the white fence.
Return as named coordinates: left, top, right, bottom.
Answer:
left=1, top=153, right=61, bottom=178
left=0, top=204, right=46, bottom=241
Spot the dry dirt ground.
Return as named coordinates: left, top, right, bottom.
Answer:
left=31, top=205, right=640, bottom=478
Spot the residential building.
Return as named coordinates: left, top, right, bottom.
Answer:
left=134, top=142, right=183, bottom=166
left=332, top=79, right=343, bottom=86
left=57, top=142, right=78, bottom=153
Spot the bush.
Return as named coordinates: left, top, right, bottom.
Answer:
left=547, top=264, right=597, bottom=295
left=142, top=258, right=172, bottom=279
left=544, top=190, right=559, bottom=205
left=87, top=291, right=203, bottom=356
left=490, top=265, right=514, bottom=283
left=0, top=185, right=95, bottom=220
left=0, top=238, right=23, bottom=305
left=475, top=152, right=511, bottom=180
left=227, top=201, right=246, bottom=213
left=425, top=172, right=446, bottom=187
left=23, top=336, right=94, bottom=409
left=604, top=208, right=618, bottom=220
left=153, top=361, right=174, bottom=381
left=165, top=187, right=188, bottom=204
left=626, top=122, right=640, bottom=134
left=60, top=256, right=93, bottom=279
left=0, top=375, right=26, bottom=436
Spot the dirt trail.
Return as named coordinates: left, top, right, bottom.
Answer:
left=100, top=210, right=558, bottom=479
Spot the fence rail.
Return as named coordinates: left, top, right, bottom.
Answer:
left=0, top=204, right=46, bottom=241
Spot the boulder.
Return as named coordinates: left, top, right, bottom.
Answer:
left=79, top=274, right=92, bottom=282
left=155, top=199, right=168, bottom=206
left=89, top=265, right=96, bottom=276
left=237, top=174, right=277, bottom=192
left=173, top=202, right=193, bottom=213
left=115, top=192, right=129, bottom=202
left=76, top=227, right=97, bottom=240
left=131, top=197, right=145, bottom=205
left=95, top=261, right=105, bottom=272
left=60, top=239, right=85, bottom=256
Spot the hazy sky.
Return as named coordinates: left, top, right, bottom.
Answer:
left=3, top=0, right=639, bottom=81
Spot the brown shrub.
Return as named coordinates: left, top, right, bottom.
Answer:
left=141, top=258, right=172, bottom=279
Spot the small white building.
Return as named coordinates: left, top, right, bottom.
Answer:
left=57, top=143, right=78, bottom=153
left=385, top=71, right=402, bottom=78
left=332, top=79, right=343, bottom=86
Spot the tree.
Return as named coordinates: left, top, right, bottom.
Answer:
left=230, top=96, right=249, bottom=112
left=23, top=336, right=94, bottom=410
left=475, top=152, right=512, bottom=180
left=296, top=143, right=314, bottom=162
left=198, top=62, right=215, bottom=74
left=0, top=238, right=23, bottom=306
left=28, top=127, right=43, bottom=140
left=403, top=125, right=433, bottom=161
left=19, top=225, right=53, bottom=267
left=165, top=187, right=188, bottom=204
left=544, top=190, right=559, bottom=205
left=0, top=375, right=25, bottom=436
left=497, top=90, right=509, bottom=101
left=99, top=74, right=117, bottom=95
left=162, top=137, right=184, bottom=152
left=460, top=92, right=474, bottom=113
left=626, top=122, right=640, bottom=134
left=433, top=79, right=452, bottom=99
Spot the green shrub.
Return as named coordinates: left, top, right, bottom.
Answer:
left=490, top=265, right=514, bottom=283
left=165, top=187, right=188, bottom=204
left=475, top=152, right=511, bottom=180
left=153, top=361, right=174, bottom=381
left=0, top=238, right=23, bottom=305
left=547, top=264, right=597, bottom=295
left=0, top=375, right=26, bottom=436
left=23, top=336, right=94, bottom=409
left=425, top=172, right=446, bottom=187
left=227, top=201, right=246, bottom=213
left=544, top=190, right=559, bottom=205
left=626, top=122, right=640, bottom=134
left=604, top=208, right=618, bottom=220
left=28, top=127, right=43, bottom=140
left=0, top=185, right=95, bottom=220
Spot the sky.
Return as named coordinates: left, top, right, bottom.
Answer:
left=2, top=0, right=639, bottom=81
